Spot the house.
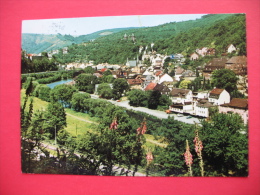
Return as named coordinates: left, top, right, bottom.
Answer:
left=182, top=70, right=196, bottom=81
left=190, top=52, right=199, bottom=61
left=144, top=82, right=157, bottom=91
left=225, top=56, right=247, bottom=76
left=153, top=83, right=171, bottom=95
left=227, top=44, right=237, bottom=53
left=154, top=71, right=163, bottom=83
left=203, top=58, right=229, bottom=79
left=174, top=66, right=185, bottom=81
left=159, top=73, right=174, bottom=84
left=143, top=74, right=156, bottom=88
left=126, top=60, right=137, bottom=67
left=219, top=98, right=248, bottom=124
left=169, top=102, right=193, bottom=114
left=194, top=99, right=215, bottom=118
left=206, top=48, right=216, bottom=56
left=208, top=88, right=230, bottom=105
left=196, top=47, right=208, bottom=57
left=169, top=88, right=193, bottom=104
left=127, top=78, right=143, bottom=90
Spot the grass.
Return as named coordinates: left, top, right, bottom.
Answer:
left=65, top=114, right=98, bottom=136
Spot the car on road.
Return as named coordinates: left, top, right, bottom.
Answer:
left=177, top=114, right=182, bottom=117
left=165, top=110, right=171, bottom=114
left=186, top=116, right=192, bottom=119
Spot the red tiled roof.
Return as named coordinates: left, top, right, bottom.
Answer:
left=100, top=68, right=107, bottom=72
left=210, top=88, right=224, bottom=95
left=221, top=98, right=248, bottom=109
left=155, top=71, right=162, bottom=76
left=144, top=82, right=157, bottom=91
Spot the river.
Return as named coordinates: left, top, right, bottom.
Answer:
left=47, top=79, right=73, bottom=89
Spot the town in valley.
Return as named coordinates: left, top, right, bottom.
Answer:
left=21, top=14, right=248, bottom=177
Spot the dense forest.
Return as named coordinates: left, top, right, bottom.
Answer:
left=50, top=14, right=246, bottom=65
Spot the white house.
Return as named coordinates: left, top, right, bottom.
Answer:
left=227, top=44, right=237, bottom=53
left=159, top=73, right=173, bottom=84
left=170, top=88, right=193, bottom=104
left=208, top=88, right=230, bottom=105
left=169, top=102, right=193, bottom=114
left=196, top=47, right=208, bottom=57
left=194, top=99, right=215, bottom=118
left=190, top=53, right=199, bottom=60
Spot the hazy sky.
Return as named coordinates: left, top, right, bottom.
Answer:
left=22, top=14, right=207, bottom=36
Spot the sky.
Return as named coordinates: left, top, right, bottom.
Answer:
left=22, top=14, right=207, bottom=36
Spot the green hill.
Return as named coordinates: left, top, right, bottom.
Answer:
left=22, top=27, right=141, bottom=54
left=22, top=14, right=246, bottom=65
left=51, top=14, right=246, bottom=65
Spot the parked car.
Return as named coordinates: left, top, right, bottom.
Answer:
left=186, top=116, right=192, bottom=119
left=165, top=110, right=171, bottom=114
left=177, top=114, right=182, bottom=117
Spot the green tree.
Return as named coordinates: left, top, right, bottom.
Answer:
left=50, top=84, right=78, bottom=107
left=112, top=78, right=129, bottom=99
left=152, top=118, right=195, bottom=176
left=127, top=89, right=147, bottom=107
left=84, top=66, right=95, bottom=74
left=211, top=69, right=238, bottom=94
left=147, top=90, right=161, bottom=109
left=75, top=74, right=98, bottom=93
left=179, top=80, right=191, bottom=89
left=200, top=113, right=248, bottom=176
left=44, top=102, right=67, bottom=140
left=38, top=85, right=51, bottom=102
left=71, top=92, right=91, bottom=112
left=98, top=87, right=113, bottom=99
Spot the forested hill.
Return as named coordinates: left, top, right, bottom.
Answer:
left=22, top=14, right=246, bottom=65
left=22, top=27, right=141, bottom=54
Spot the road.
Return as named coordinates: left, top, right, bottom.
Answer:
left=90, top=94, right=201, bottom=125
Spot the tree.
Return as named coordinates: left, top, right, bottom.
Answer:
left=103, top=70, right=112, bottom=76
left=38, top=85, right=51, bottom=102
left=44, top=102, right=67, bottom=140
left=211, top=69, right=238, bottom=94
left=152, top=118, right=195, bottom=176
left=127, top=89, right=147, bottom=107
left=102, top=75, right=115, bottom=83
left=179, top=80, right=191, bottom=89
left=71, top=92, right=91, bottom=112
left=200, top=113, right=248, bottom=176
left=50, top=84, right=78, bottom=107
left=84, top=66, right=95, bottom=74
left=112, top=78, right=129, bottom=99
left=147, top=90, right=161, bottom=109
left=75, top=74, right=98, bottom=93
left=97, top=83, right=114, bottom=99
